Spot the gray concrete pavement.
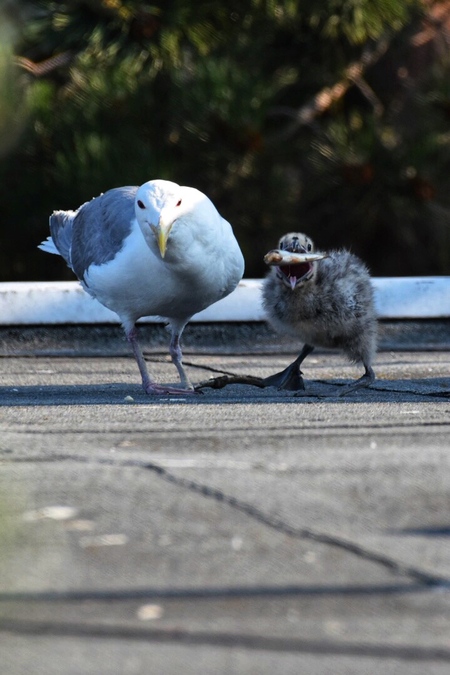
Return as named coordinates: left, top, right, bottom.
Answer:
left=1, top=340, right=450, bottom=674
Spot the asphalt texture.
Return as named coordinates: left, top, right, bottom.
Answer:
left=1, top=323, right=450, bottom=674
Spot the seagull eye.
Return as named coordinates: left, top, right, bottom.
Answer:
left=137, top=199, right=145, bottom=209
left=307, top=243, right=312, bottom=251
left=176, top=199, right=182, bottom=207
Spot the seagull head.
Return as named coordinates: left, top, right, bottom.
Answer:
left=276, top=232, right=317, bottom=290
left=135, top=180, right=188, bottom=258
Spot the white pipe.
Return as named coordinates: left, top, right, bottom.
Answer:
left=0, top=277, right=449, bottom=325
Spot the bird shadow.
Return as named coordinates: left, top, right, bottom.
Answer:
left=0, top=377, right=448, bottom=406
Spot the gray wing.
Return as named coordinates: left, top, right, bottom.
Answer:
left=70, top=186, right=138, bottom=280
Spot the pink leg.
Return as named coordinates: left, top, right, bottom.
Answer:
left=126, top=327, right=196, bottom=396
left=169, top=331, right=193, bottom=390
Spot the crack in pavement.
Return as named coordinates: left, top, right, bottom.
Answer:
left=138, top=459, right=450, bottom=586
left=3, top=453, right=449, bottom=588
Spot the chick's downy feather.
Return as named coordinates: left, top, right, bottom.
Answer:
left=262, top=232, right=376, bottom=394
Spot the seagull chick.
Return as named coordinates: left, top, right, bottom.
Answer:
left=39, top=180, right=244, bottom=395
left=262, top=232, right=377, bottom=395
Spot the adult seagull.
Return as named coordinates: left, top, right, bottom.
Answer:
left=39, top=179, right=245, bottom=395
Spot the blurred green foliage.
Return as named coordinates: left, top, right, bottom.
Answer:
left=1, top=0, right=450, bottom=280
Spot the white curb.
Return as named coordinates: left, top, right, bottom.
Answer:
left=0, top=277, right=449, bottom=325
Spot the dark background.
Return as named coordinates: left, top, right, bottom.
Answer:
left=2, top=0, right=450, bottom=281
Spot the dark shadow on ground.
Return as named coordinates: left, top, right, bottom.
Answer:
left=0, top=378, right=449, bottom=406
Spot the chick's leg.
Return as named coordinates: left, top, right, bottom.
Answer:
left=263, top=344, right=314, bottom=391
left=337, top=362, right=375, bottom=397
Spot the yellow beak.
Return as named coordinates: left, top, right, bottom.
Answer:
left=155, top=219, right=173, bottom=259
left=157, top=228, right=168, bottom=258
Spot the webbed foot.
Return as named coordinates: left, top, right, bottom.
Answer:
left=336, top=366, right=375, bottom=397
left=262, top=362, right=305, bottom=391
left=143, top=382, right=199, bottom=396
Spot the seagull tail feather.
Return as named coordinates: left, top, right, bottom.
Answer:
left=39, top=210, right=76, bottom=268
left=38, top=236, right=59, bottom=255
